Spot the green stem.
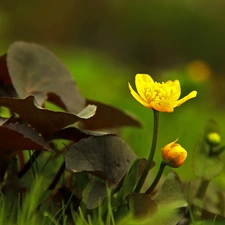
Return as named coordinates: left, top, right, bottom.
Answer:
left=192, top=180, right=210, bottom=219
left=145, top=161, right=166, bottom=195
left=135, top=109, right=159, bottom=193
left=195, top=145, right=212, bottom=200
left=195, top=180, right=210, bottom=200
left=192, top=145, right=212, bottom=219
left=211, top=145, right=225, bottom=156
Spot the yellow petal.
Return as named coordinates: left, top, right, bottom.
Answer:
left=128, top=83, right=150, bottom=107
left=135, top=74, right=154, bottom=102
left=150, top=100, right=175, bottom=113
left=171, top=148, right=187, bottom=168
left=168, top=80, right=181, bottom=101
left=128, top=74, right=197, bottom=112
left=162, top=138, right=179, bottom=151
left=175, top=90, right=197, bottom=107
left=161, top=138, right=187, bottom=168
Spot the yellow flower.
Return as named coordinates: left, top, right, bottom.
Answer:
left=161, top=139, right=187, bottom=168
left=128, top=74, right=197, bottom=112
left=207, top=132, right=221, bottom=146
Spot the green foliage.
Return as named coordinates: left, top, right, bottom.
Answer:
left=0, top=41, right=225, bottom=225
left=193, top=119, right=224, bottom=180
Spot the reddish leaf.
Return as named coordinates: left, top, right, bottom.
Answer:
left=0, top=54, right=12, bottom=85
left=81, top=99, right=141, bottom=130
left=0, top=96, right=96, bottom=139
left=46, top=93, right=67, bottom=111
left=0, top=123, right=51, bottom=161
left=54, top=127, right=106, bottom=142
left=7, top=41, right=85, bottom=113
left=65, top=135, right=137, bottom=188
left=2, top=114, right=22, bottom=126
left=0, top=54, right=16, bottom=97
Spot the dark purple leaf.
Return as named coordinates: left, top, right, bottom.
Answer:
left=0, top=54, right=16, bottom=97
left=81, top=99, right=141, bottom=130
left=0, top=123, right=52, bottom=151
left=64, top=135, right=137, bottom=188
left=7, top=41, right=85, bottom=113
left=0, top=96, right=96, bottom=139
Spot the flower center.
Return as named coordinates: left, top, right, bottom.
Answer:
left=145, top=82, right=171, bottom=103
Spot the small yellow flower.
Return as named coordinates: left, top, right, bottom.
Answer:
left=128, top=74, right=197, bottom=112
left=161, top=139, right=187, bottom=168
left=207, top=132, right=221, bottom=146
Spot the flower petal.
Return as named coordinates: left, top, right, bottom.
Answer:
left=128, top=74, right=197, bottom=113
left=168, top=80, right=181, bottom=101
left=161, top=138, right=187, bottom=168
left=175, top=90, right=197, bottom=107
left=163, top=138, right=179, bottom=150
left=128, top=83, right=150, bottom=107
left=150, top=100, right=175, bottom=113
left=135, top=74, right=154, bottom=102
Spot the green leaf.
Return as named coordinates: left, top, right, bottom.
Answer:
left=194, top=155, right=223, bottom=180
left=116, top=158, right=152, bottom=199
left=127, top=193, right=158, bottom=218
left=148, top=171, right=188, bottom=225
left=194, top=219, right=225, bottom=225
left=7, top=41, right=85, bottom=113
left=193, top=119, right=224, bottom=180
left=3, top=158, right=20, bottom=211
left=64, top=135, right=137, bottom=188
left=82, top=181, right=107, bottom=209
left=119, top=158, right=141, bottom=196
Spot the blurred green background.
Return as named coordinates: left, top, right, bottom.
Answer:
left=1, top=0, right=225, bottom=186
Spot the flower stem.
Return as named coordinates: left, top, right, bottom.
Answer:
left=195, top=180, right=210, bottom=200
left=145, top=161, right=166, bottom=195
left=195, top=146, right=212, bottom=200
left=135, top=109, right=159, bottom=193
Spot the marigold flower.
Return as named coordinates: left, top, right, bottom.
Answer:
left=128, top=74, right=197, bottom=112
left=161, top=139, right=187, bottom=168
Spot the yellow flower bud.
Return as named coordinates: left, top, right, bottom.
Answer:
left=207, top=132, right=221, bottom=146
left=161, top=139, right=187, bottom=168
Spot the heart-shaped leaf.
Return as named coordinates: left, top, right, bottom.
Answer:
left=0, top=96, right=96, bottom=139
left=7, top=41, right=85, bottom=113
left=64, top=135, right=137, bottom=188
